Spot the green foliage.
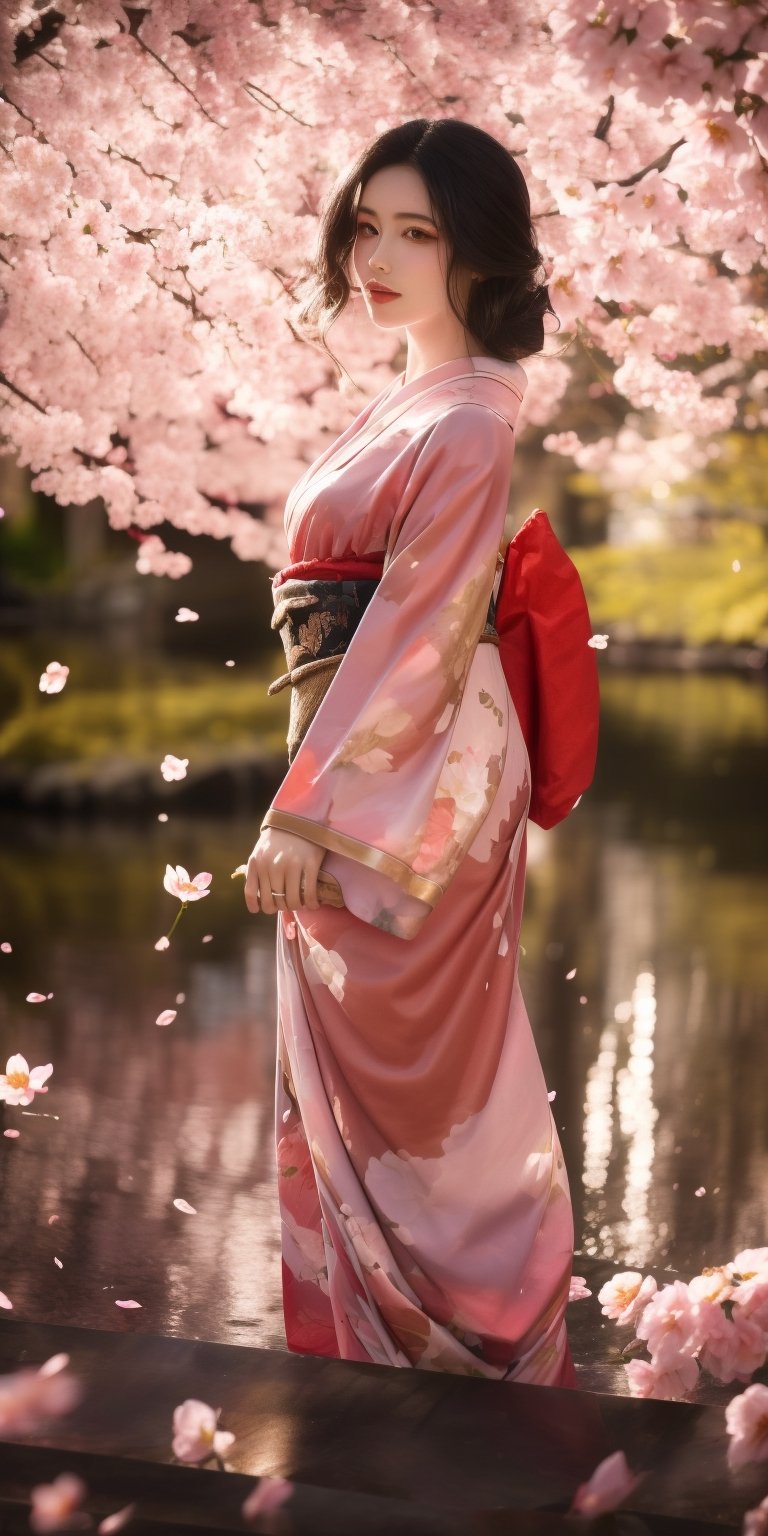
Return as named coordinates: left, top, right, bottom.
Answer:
left=570, top=520, right=768, bottom=646
left=0, top=642, right=289, bottom=767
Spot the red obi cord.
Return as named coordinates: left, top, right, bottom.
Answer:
left=272, top=554, right=386, bottom=589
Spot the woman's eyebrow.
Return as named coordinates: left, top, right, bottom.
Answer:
left=357, top=205, right=437, bottom=224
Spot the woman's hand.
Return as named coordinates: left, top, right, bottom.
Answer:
left=243, top=827, right=326, bottom=915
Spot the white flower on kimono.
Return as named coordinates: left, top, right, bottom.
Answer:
left=438, top=745, right=490, bottom=821
left=348, top=747, right=394, bottom=774
left=306, top=940, right=347, bottom=1002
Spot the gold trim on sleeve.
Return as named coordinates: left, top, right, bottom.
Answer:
left=260, top=808, right=444, bottom=907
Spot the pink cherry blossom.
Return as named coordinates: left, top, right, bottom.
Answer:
left=0, top=1054, right=53, bottom=1107
left=242, top=1476, right=294, bottom=1523
left=160, top=754, right=189, bottom=782
left=625, top=1352, right=699, bottom=1400
left=29, top=1472, right=87, bottom=1533
left=154, top=936, right=170, bottom=951
left=635, top=1280, right=699, bottom=1367
left=569, top=1276, right=591, bottom=1301
left=163, top=865, right=212, bottom=902
left=172, top=1398, right=235, bottom=1464
left=725, top=1383, right=768, bottom=1470
left=570, top=1449, right=642, bottom=1518
left=0, top=1355, right=82, bottom=1435
left=98, top=1505, right=137, bottom=1534
left=695, top=1302, right=767, bottom=1385
left=38, top=661, right=69, bottom=694
left=598, top=1271, right=658, bottom=1326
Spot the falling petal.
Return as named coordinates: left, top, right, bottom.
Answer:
left=695, top=1186, right=706, bottom=1196
left=587, top=634, right=609, bottom=649
left=155, top=937, right=170, bottom=951
left=175, top=992, right=185, bottom=1004
left=1, top=942, right=11, bottom=953
left=26, top=992, right=48, bottom=1003
left=48, top=1215, right=60, bottom=1225
left=115, top=1300, right=142, bottom=1309
left=175, top=607, right=199, bottom=622
left=98, top=1505, right=137, bottom=1534
left=580, top=995, right=588, bottom=1004
left=202, top=934, right=213, bottom=943
left=225, top=659, right=235, bottom=667
left=54, top=1258, right=63, bottom=1269
left=4, top=1129, right=20, bottom=1139
left=732, top=560, right=741, bottom=573
left=158, top=813, right=169, bottom=822
left=39, top=1353, right=70, bottom=1376
left=0, top=1291, right=13, bottom=1309
left=547, top=1090, right=556, bottom=1102
left=47, top=992, right=54, bottom=1000
left=173, top=1199, right=197, bottom=1216
left=155, top=1010, right=177, bottom=1027
left=566, top=968, right=577, bottom=980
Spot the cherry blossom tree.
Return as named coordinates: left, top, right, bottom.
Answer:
left=1, top=0, right=766, bottom=572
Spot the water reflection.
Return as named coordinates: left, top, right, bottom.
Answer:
left=0, top=672, right=766, bottom=1365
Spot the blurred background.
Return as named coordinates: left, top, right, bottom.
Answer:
left=1, top=363, right=767, bottom=1397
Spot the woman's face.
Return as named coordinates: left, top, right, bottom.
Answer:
left=351, top=163, right=474, bottom=335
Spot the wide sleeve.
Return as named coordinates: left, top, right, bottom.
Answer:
left=261, top=401, right=518, bottom=940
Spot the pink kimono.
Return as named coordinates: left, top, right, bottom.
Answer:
left=262, top=355, right=578, bottom=1387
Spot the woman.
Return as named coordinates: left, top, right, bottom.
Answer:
left=244, top=119, right=581, bottom=1388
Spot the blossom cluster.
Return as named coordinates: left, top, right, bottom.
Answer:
left=599, top=1248, right=768, bottom=1447
left=0, top=1, right=765, bottom=567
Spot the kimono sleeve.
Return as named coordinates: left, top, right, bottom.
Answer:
left=261, top=401, right=518, bottom=940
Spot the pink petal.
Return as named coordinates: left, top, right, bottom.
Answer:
left=173, top=1199, right=197, bottom=1215
left=39, top=1354, right=70, bottom=1376
left=26, top=992, right=48, bottom=1003
left=158, top=813, right=169, bottom=822
left=4, top=1129, right=20, bottom=1139
left=0, top=1291, right=13, bottom=1309
left=193, top=871, right=213, bottom=888
left=1, top=942, right=11, bottom=953
left=202, top=934, right=213, bottom=942
left=175, top=992, right=185, bottom=1004
left=98, top=1506, right=137, bottom=1534
left=225, top=660, right=235, bottom=667
left=242, top=1476, right=294, bottom=1520
left=115, top=1300, right=142, bottom=1309
left=154, top=937, right=170, bottom=951
left=695, top=1186, right=706, bottom=1196
left=155, top=1010, right=177, bottom=1027
left=54, top=1258, right=63, bottom=1269
left=565, top=968, right=577, bottom=980
left=48, top=1215, right=60, bottom=1225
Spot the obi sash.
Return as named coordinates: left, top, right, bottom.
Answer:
left=269, top=513, right=599, bottom=830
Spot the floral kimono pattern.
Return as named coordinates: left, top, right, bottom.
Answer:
left=262, top=356, right=578, bottom=1387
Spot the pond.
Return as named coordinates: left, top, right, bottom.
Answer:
left=1, top=670, right=766, bottom=1390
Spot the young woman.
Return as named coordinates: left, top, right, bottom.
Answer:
left=243, top=118, right=582, bottom=1388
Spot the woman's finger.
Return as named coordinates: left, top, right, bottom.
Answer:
left=257, top=857, right=279, bottom=914
left=244, top=858, right=261, bottom=914
left=283, top=864, right=303, bottom=913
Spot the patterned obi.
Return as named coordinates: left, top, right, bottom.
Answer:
left=268, top=554, right=500, bottom=763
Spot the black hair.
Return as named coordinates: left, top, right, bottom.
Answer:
left=290, top=117, right=558, bottom=380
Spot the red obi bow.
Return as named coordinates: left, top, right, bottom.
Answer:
left=496, top=508, right=599, bottom=828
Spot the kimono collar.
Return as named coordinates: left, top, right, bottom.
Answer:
left=379, top=354, right=527, bottom=428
